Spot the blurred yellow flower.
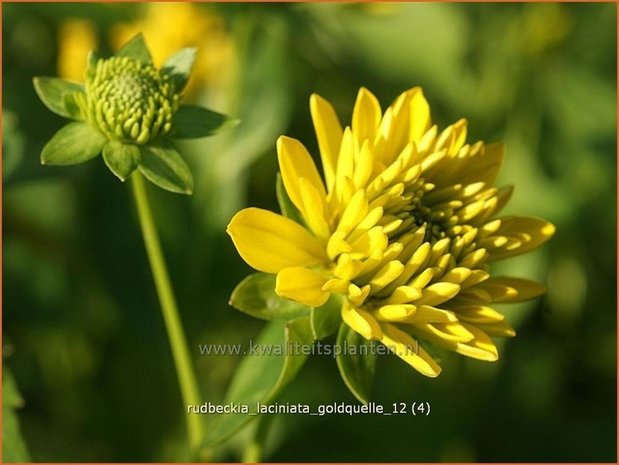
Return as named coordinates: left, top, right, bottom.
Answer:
left=57, top=19, right=98, bottom=81
left=522, top=4, right=571, bottom=55
left=228, top=87, right=555, bottom=377
left=112, top=3, right=235, bottom=95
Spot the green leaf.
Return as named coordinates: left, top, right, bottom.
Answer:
left=230, top=272, right=311, bottom=321
left=116, top=32, right=152, bottom=64
left=310, top=294, right=343, bottom=340
left=171, top=105, right=231, bottom=139
left=33, top=77, right=84, bottom=118
left=202, top=317, right=314, bottom=448
left=162, top=47, right=196, bottom=91
left=3, top=367, right=31, bottom=462
left=335, top=324, right=377, bottom=404
left=102, top=141, right=141, bottom=181
left=276, top=173, right=304, bottom=225
left=41, top=122, right=106, bottom=166
left=138, top=143, right=193, bottom=194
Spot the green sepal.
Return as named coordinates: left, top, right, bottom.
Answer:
left=310, top=294, right=343, bottom=340
left=33, top=77, right=84, bottom=119
left=171, top=105, right=232, bottom=139
left=116, top=32, right=152, bottom=64
left=202, top=317, right=314, bottom=448
left=102, top=141, right=141, bottom=181
left=336, top=324, right=377, bottom=404
left=87, top=49, right=100, bottom=70
left=138, top=143, right=193, bottom=194
left=162, top=47, right=196, bottom=92
left=63, top=92, right=84, bottom=120
left=41, top=122, right=106, bottom=166
left=230, top=272, right=311, bottom=321
left=276, top=173, right=304, bottom=225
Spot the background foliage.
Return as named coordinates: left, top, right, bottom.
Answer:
left=3, top=2, right=616, bottom=462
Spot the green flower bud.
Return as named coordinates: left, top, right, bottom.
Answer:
left=77, top=56, right=179, bottom=145
left=34, top=32, right=231, bottom=193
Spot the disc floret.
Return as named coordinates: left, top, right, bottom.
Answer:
left=79, top=56, right=179, bottom=145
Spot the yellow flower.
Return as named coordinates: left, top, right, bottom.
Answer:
left=57, top=19, right=98, bottom=81
left=111, top=3, right=235, bottom=95
left=227, top=87, right=555, bottom=377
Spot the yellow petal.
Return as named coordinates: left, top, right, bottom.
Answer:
left=349, top=226, right=388, bottom=259
left=460, top=270, right=490, bottom=289
left=348, top=283, right=371, bottom=307
left=452, top=324, right=498, bottom=361
left=460, top=141, right=505, bottom=185
left=334, top=128, right=355, bottom=204
left=408, top=87, right=431, bottom=143
left=383, top=285, right=423, bottom=305
left=416, top=282, right=461, bottom=307
left=451, top=305, right=505, bottom=323
left=342, top=301, right=383, bottom=340
left=276, top=267, right=329, bottom=307
left=448, top=118, right=468, bottom=156
left=434, top=124, right=455, bottom=153
left=400, top=241, right=432, bottom=282
left=477, top=277, right=546, bottom=303
left=455, top=286, right=493, bottom=304
left=409, top=268, right=435, bottom=289
left=349, top=206, right=384, bottom=241
left=353, top=139, right=375, bottom=189
left=277, top=136, right=326, bottom=214
left=375, top=304, right=416, bottom=322
left=369, top=260, right=405, bottom=293
left=418, top=124, right=438, bottom=152
left=441, top=267, right=472, bottom=285
left=399, top=224, right=427, bottom=260
left=477, top=320, right=516, bottom=337
left=227, top=208, right=326, bottom=273
left=486, top=216, right=556, bottom=261
left=322, top=278, right=349, bottom=294
left=493, top=185, right=514, bottom=215
left=299, top=178, right=330, bottom=238
left=352, top=87, right=381, bottom=147
left=407, top=305, right=458, bottom=324
left=380, top=323, right=441, bottom=377
left=420, top=322, right=475, bottom=343
left=310, top=93, right=343, bottom=192
left=336, top=189, right=368, bottom=236
left=334, top=253, right=363, bottom=281
left=459, top=248, right=489, bottom=269
left=327, top=231, right=352, bottom=260
left=374, top=111, right=394, bottom=164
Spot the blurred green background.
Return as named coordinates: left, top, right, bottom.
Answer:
left=2, top=2, right=616, bottom=462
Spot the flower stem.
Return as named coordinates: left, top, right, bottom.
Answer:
left=131, top=172, right=204, bottom=451
left=242, top=414, right=273, bottom=463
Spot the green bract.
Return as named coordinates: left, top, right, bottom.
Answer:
left=33, top=33, right=231, bottom=194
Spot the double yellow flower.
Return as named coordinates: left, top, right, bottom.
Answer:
left=228, top=87, right=554, bottom=377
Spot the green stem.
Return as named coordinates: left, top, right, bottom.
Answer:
left=131, top=172, right=204, bottom=451
left=242, top=414, right=273, bottom=463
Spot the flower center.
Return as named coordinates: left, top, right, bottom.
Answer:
left=79, top=56, right=179, bottom=145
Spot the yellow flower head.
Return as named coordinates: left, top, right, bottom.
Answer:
left=57, top=19, right=98, bottom=81
left=227, top=87, right=555, bottom=377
